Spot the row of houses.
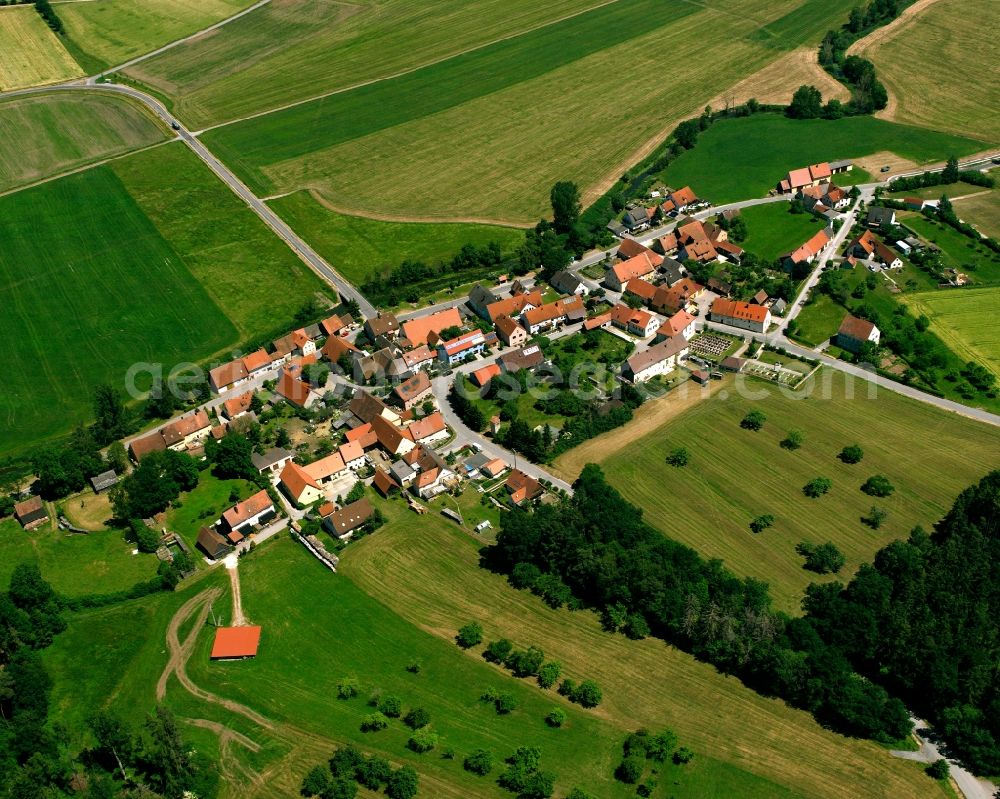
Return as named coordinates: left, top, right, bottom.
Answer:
left=609, top=185, right=703, bottom=235
left=778, top=160, right=853, bottom=194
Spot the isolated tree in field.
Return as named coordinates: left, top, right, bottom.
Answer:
left=573, top=680, right=603, bottom=708
left=407, top=728, right=438, bottom=753
left=495, top=692, right=517, bottom=715
left=942, top=155, right=960, bottom=184
left=796, top=541, right=845, bottom=574
left=749, top=514, right=774, bottom=534
left=545, top=708, right=567, bottom=727
left=336, top=676, right=358, bottom=699
left=456, top=621, right=483, bottom=649
left=377, top=695, right=402, bottom=718
left=839, top=444, right=864, bottom=464
left=464, top=749, right=494, bottom=776
left=403, top=707, right=430, bottom=730
left=861, top=474, right=894, bottom=497
left=780, top=430, right=803, bottom=450
left=550, top=181, right=581, bottom=234
left=787, top=85, right=823, bottom=119
left=863, top=505, right=888, bottom=529
left=360, top=712, right=388, bottom=732
left=673, top=747, right=695, bottom=764
left=803, top=477, right=832, bottom=498
left=385, top=765, right=419, bottom=799
left=740, top=409, right=766, bottom=431
left=666, top=446, right=690, bottom=467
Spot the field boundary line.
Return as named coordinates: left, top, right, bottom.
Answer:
left=192, top=0, right=627, bottom=134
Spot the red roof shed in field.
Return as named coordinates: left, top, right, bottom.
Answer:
left=211, top=626, right=262, bottom=659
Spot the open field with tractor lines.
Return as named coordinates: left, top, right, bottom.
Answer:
left=952, top=186, right=1000, bottom=239
left=0, top=5, right=83, bottom=90
left=588, top=370, right=1000, bottom=613
left=849, top=0, right=1000, bottom=144
left=906, top=288, right=1000, bottom=380
left=0, top=91, right=166, bottom=193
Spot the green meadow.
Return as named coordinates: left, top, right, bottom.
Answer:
left=739, top=202, right=827, bottom=260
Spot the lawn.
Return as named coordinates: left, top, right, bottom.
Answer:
left=0, top=5, right=83, bottom=90
left=267, top=190, right=526, bottom=285
left=593, top=368, right=1000, bottom=614
left=662, top=113, right=986, bottom=203
left=738, top=202, right=827, bottom=260
left=792, top=292, right=848, bottom=346
left=900, top=211, right=1000, bottom=283
left=0, top=516, right=159, bottom=599
left=0, top=91, right=166, bottom=193
left=851, top=0, right=1000, bottom=143
left=195, top=0, right=861, bottom=222
left=341, top=505, right=949, bottom=799
left=58, top=0, right=255, bottom=74
left=165, top=471, right=257, bottom=553
left=905, top=287, right=1000, bottom=379
left=0, top=162, right=236, bottom=459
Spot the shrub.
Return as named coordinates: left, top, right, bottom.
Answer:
left=780, top=430, right=803, bottom=450
left=557, top=678, right=577, bottom=698
left=665, top=446, right=689, bottom=467
left=360, top=713, right=388, bottom=732
left=505, top=645, right=545, bottom=677
left=484, top=638, right=513, bottom=663
left=336, top=677, right=359, bottom=700
left=545, top=708, right=567, bottom=727
left=464, top=748, right=494, bottom=776
left=861, top=474, right=894, bottom=497
left=740, top=409, right=766, bottom=431
left=566, top=790, right=595, bottom=799
left=573, top=680, right=602, bottom=708
left=355, top=755, right=391, bottom=790
left=407, top=728, right=438, bottom=753
left=405, top=660, right=421, bottom=674
left=377, top=695, right=402, bottom=718
left=480, top=686, right=500, bottom=703
left=803, top=477, right=832, bottom=498
left=863, top=505, right=888, bottom=529
left=926, top=759, right=949, bottom=780
left=673, top=747, right=695, bottom=765
left=456, top=621, right=484, bottom=648
left=616, top=755, right=645, bottom=783
left=537, top=660, right=562, bottom=689
left=839, top=444, right=864, bottom=463
left=796, top=541, right=846, bottom=574
left=404, top=707, right=430, bottom=730
left=749, top=514, right=774, bottom=534
left=495, top=692, right=517, bottom=715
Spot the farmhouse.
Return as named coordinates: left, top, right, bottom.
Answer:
left=651, top=233, right=678, bottom=256
left=220, top=490, right=276, bottom=539
left=650, top=277, right=703, bottom=315
left=209, top=348, right=273, bottom=393
left=276, top=367, right=315, bottom=408
left=622, top=335, right=689, bottom=383
left=847, top=230, right=903, bottom=269
left=221, top=391, right=254, bottom=421
left=499, top=344, right=545, bottom=373
left=129, top=409, right=213, bottom=461
left=408, top=411, right=448, bottom=445
left=486, top=290, right=543, bottom=323
left=437, top=330, right=489, bottom=365
left=623, top=278, right=658, bottom=305
left=392, top=371, right=433, bottom=409
left=338, top=440, right=366, bottom=471
left=400, top=307, right=463, bottom=347
left=279, top=462, right=324, bottom=506
left=622, top=204, right=653, bottom=233
left=668, top=186, right=699, bottom=211
left=364, top=311, right=400, bottom=340
left=783, top=228, right=832, bottom=271
left=605, top=251, right=661, bottom=291
left=610, top=303, right=659, bottom=338
left=321, top=334, right=358, bottom=364
left=550, top=269, right=589, bottom=296
left=211, top=626, right=261, bottom=660
left=251, top=447, right=293, bottom=475
left=321, top=498, right=375, bottom=539
left=494, top=314, right=528, bottom=348
left=778, top=162, right=834, bottom=193
left=710, top=298, right=771, bottom=333
left=345, top=423, right=378, bottom=450
left=866, top=206, right=897, bottom=229
left=348, top=392, right=400, bottom=426
left=272, top=329, right=316, bottom=361
left=659, top=258, right=686, bottom=285
left=14, top=495, right=48, bottom=530
left=506, top=469, right=542, bottom=505
left=836, top=315, right=881, bottom=354
left=197, top=526, right=232, bottom=560
left=320, top=314, right=352, bottom=337
left=372, top=415, right=416, bottom=457
left=616, top=238, right=656, bottom=261
left=390, top=460, right=417, bottom=487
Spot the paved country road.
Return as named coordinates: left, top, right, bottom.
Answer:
left=891, top=716, right=998, bottom=799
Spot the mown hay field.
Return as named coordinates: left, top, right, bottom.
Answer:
left=586, top=370, right=1000, bottom=613
left=953, top=186, right=1000, bottom=239
left=0, top=143, right=323, bottom=458
left=58, top=0, right=254, bottom=73
left=906, top=288, right=1000, bottom=379
left=196, top=0, right=863, bottom=222
left=268, top=190, right=526, bottom=285
left=0, top=6, right=83, bottom=90
left=342, top=507, right=949, bottom=799
left=0, top=91, right=166, bottom=193
left=850, top=0, right=1000, bottom=144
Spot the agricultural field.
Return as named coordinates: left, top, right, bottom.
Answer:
left=906, top=288, right=1000, bottom=379
left=195, top=0, right=863, bottom=222
left=663, top=113, right=985, bottom=203
left=0, top=91, right=166, bottom=193
left=0, top=5, right=83, bottom=90
left=58, top=0, right=255, bottom=74
left=850, top=0, right=1000, bottom=143
left=900, top=211, right=1000, bottom=283
left=0, top=142, right=324, bottom=460
left=342, top=507, right=949, bottom=799
left=953, top=186, right=1000, bottom=239
left=0, top=516, right=159, bottom=598
left=268, top=190, right=526, bottom=286
left=584, top=369, right=1000, bottom=613
left=738, top=202, right=827, bottom=260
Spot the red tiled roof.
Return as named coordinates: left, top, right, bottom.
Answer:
left=211, top=626, right=261, bottom=659
left=661, top=310, right=695, bottom=337
left=711, top=298, right=769, bottom=324
left=487, top=291, right=544, bottom=322
left=222, top=489, right=273, bottom=529
left=611, top=252, right=660, bottom=284
left=276, top=369, right=312, bottom=407
left=617, top=238, right=653, bottom=260
left=338, top=440, right=364, bottom=464
left=670, top=186, right=697, bottom=206
left=400, top=308, right=462, bottom=347
left=471, top=363, right=501, bottom=387
left=210, top=360, right=249, bottom=390
left=624, top=278, right=657, bottom=301
left=241, top=349, right=270, bottom=373
left=394, top=371, right=431, bottom=402
left=401, top=345, right=433, bottom=368
left=223, top=391, right=253, bottom=419
left=838, top=314, right=878, bottom=341
left=373, top=468, right=400, bottom=496
left=408, top=411, right=446, bottom=441
left=304, top=452, right=347, bottom=481
left=279, top=461, right=320, bottom=499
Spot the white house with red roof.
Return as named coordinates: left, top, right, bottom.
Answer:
left=710, top=298, right=771, bottom=333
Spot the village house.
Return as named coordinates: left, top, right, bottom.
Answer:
left=197, top=526, right=232, bottom=560
left=219, top=489, right=276, bottom=542
left=520, top=296, right=584, bottom=335
left=623, top=278, right=658, bottom=306
left=408, top=411, right=449, bottom=446
left=604, top=251, right=662, bottom=291
left=389, top=460, right=417, bottom=487
left=486, top=290, right=543, bottom=323
left=320, top=314, right=352, bottom=338
left=321, top=497, right=375, bottom=540
left=339, top=440, right=366, bottom=471
left=801, top=183, right=851, bottom=213
left=364, top=311, right=400, bottom=341
left=251, top=447, right=294, bottom=476
left=782, top=228, right=832, bottom=271
left=208, top=348, right=273, bottom=393
left=401, top=344, right=435, bottom=372
left=846, top=230, right=903, bottom=269
left=506, top=469, right=543, bottom=505
left=348, top=391, right=401, bottom=426
left=372, top=414, right=416, bottom=457
left=714, top=239, right=745, bottom=265
left=14, top=495, right=48, bottom=530
left=778, top=162, right=835, bottom=193
left=622, top=204, right=653, bottom=233
left=650, top=277, right=704, bottom=315
left=707, top=276, right=732, bottom=296
left=302, top=451, right=349, bottom=486
left=658, top=309, right=697, bottom=340
left=414, top=465, right=455, bottom=499
left=710, top=297, right=771, bottom=333
left=499, top=344, right=545, bottom=374
left=836, top=315, right=881, bottom=354
left=650, top=232, right=678, bottom=256
left=400, top=307, right=463, bottom=348
left=616, top=238, right=656, bottom=261
left=272, top=329, right=317, bottom=362
left=392, top=371, right=433, bottom=409
left=345, top=422, right=379, bottom=450
left=471, top=363, right=501, bottom=387
left=494, top=314, right=528, bottom=348
left=550, top=269, right=589, bottom=296
left=129, top=409, right=213, bottom=461
left=659, top=258, right=686, bottom=285
left=437, top=330, right=489, bottom=365
left=866, top=206, right=897, bottom=229
left=320, top=334, right=358, bottom=366
left=622, top=334, right=688, bottom=383
left=221, top=390, right=254, bottom=421
left=373, top=468, right=401, bottom=497
left=276, top=364, right=316, bottom=408
left=279, top=461, right=324, bottom=506
left=583, top=312, right=612, bottom=332
left=610, top=303, right=660, bottom=338
left=668, top=186, right=699, bottom=212
left=468, top=284, right=500, bottom=319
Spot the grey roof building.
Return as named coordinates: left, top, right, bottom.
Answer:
left=90, top=469, right=119, bottom=493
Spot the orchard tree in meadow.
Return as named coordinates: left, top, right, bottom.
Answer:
left=796, top=541, right=845, bottom=574
left=749, top=514, right=774, bottom=534
left=863, top=505, right=888, bottom=529
left=464, top=749, right=494, bottom=776
left=666, top=446, right=690, bottom=467
left=386, top=765, right=419, bottom=799
left=839, top=444, right=864, bottom=464
left=780, top=430, right=803, bottom=450
left=545, top=708, right=567, bottom=727
left=861, top=474, right=894, bottom=497
left=404, top=707, right=430, bottom=730
left=740, top=409, right=767, bottom=431
left=803, top=477, right=832, bottom=498
left=456, top=621, right=484, bottom=649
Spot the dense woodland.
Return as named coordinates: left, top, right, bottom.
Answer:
left=487, top=465, right=1000, bottom=768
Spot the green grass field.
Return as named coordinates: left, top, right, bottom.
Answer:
left=0, top=5, right=83, bottom=90
left=663, top=114, right=986, bottom=203
left=905, top=287, right=1000, bottom=379
left=793, top=293, right=850, bottom=346
left=267, top=190, right=525, bottom=285
left=165, top=472, right=257, bottom=553
left=0, top=516, right=159, bottom=598
left=739, top=202, right=827, bottom=260
left=193, top=0, right=861, bottom=222
left=0, top=142, right=324, bottom=459
left=592, top=370, right=1000, bottom=613
left=852, top=0, right=1000, bottom=143
left=0, top=91, right=166, bottom=193
left=58, top=0, right=255, bottom=74
left=901, top=212, right=1000, bottom=283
